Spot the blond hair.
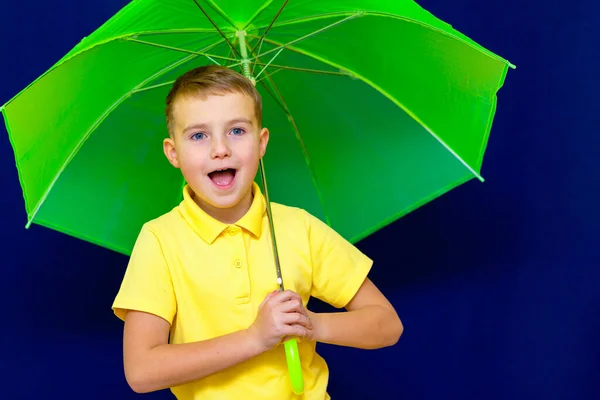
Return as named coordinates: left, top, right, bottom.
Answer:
left=165, top=65, right=262, bottom=135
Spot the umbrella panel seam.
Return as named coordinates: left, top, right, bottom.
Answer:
left=247, top=11, right=514, bottom=68
left=253, top=35, right=486, bottom=181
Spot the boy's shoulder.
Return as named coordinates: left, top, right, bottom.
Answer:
left=140, top=204, right=186, bottom=234
left=270, top=201, right=311, bottom=223
left=270, top=201, right=330, bottom=232
left=270, top=200, right=303, bottom=214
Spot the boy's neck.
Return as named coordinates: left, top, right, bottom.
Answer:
left=193, top=190, right=254, bottom=225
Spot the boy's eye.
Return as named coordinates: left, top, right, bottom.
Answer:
left=191, top=132, right=206, bottom=140
left=231, top=128, right=244, bottom=136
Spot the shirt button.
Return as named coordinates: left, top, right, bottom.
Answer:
left=229, top=227, right=238, bottom=236
left=234, top=259, right=243, bottom=268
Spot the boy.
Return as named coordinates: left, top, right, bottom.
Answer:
left=112, top=65, right=403, bottom=399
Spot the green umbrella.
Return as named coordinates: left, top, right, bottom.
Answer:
left=1, top=0, right=514, bottom=395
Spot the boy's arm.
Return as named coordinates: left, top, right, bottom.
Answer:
left=302, top=209, right=401, bottom=350
left=309, top=278, right=403, bottom=350
left=123, top=290, right=312, bottom=393
left=123, top=311, right=260, bottom=393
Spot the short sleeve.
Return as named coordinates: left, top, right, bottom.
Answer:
left=112, top=224, right=177, bottom=324
left=306, top=211, right=373, bottom=309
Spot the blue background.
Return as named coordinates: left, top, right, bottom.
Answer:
left=1, top=1, right=598, bottom=399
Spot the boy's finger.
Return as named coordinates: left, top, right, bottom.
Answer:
left=283, top=324, right=311, bottom=339
left=277, top=299, right=307, bottom=316
left=281, top=312, right=312, bottom=329
left=271, top=290, right=301, bottom=304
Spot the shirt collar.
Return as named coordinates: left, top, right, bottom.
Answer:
left=179, top=181, right=266, bottom=244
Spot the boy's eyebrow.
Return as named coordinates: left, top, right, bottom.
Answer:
left=182, top=118, right=253, bottom=133
left=226, top=117, right=253, bottom=126
left=183, top=123, right=209, bottom=133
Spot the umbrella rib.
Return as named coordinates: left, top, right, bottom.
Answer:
left=248, top=0, right=289, bottom=75
left=256, top=76, right=287, bottom=112
left=199, top=0, right=238, bottom=30
left=241, top=44, right=332, bottom=225
left=243, top=53, right=332, bottom=226
left=255, top=47, right=285, bottom=80
left=225, top=45, right=237, bottom=66
left=254, top=66, right=350, bottom=85
left=255, top=68, right=283, bottom=83
left=246, top=11, right=358, bottom=32
left=192, top=0, right=241, bottom=60
left=131, top=38, right=227, bottom=93
left=24, top=39, right=227, bottom=227
left=126, top=38, right=236, bottom=64
left=250, top=13, right=362, bottom=61
left=255, top=64, right=347, bottom=76
left=132, top=80, right=177, bottom=94
left=253, top=37, right=486, bottom=182
left=121, top=28, right=220, bottom=35
left=246, top=11, right=515, bottom=69
left=0, top=31, right=226, bottom=110
left=260, top=77, right=332, bottom=226
left=245, top=38, right=354, bottom=79
left=242, top=0, right=275, bottom=31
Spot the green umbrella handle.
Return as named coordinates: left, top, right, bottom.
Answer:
left=284, top=339, right=304, bottom=394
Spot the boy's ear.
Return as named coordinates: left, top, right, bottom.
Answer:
left=163, top=137, right=180, bottom=168
left=259, top=127, right=270, bottom=158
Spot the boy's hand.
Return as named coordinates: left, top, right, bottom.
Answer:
left=248, top=290, right=313, bottom=352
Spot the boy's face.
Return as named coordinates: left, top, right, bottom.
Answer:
left=163, top=91, right=269, bottom=222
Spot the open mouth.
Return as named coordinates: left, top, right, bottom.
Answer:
left=208, top=168, right=237, bottom=188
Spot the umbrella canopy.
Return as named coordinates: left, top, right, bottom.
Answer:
left=1, top=0, right=514, bottom=255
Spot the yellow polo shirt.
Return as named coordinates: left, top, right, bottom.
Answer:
left=112, top=182, right=372, bottom=399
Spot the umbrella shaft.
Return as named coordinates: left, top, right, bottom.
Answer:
left=259, top=158, right=285, bottom=292
left=236, top=31, right=253, bottom=82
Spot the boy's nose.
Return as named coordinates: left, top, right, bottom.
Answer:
left=210, top=138, right=231, bottom=159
